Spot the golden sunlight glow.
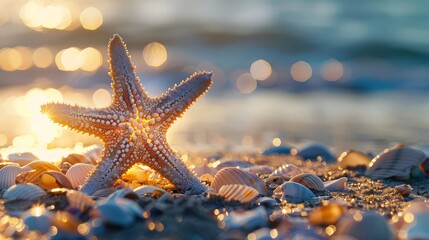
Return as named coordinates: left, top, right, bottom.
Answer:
left=143, top=42, right=168, bottom=67
left=14, top=46, right=33, bottom=70
left=0, top=134, right=7, bottom=147
left=80, top=7, right=103, bottom=30
left=20, top=1, right=73, bottom=30
left=56, top=47, right=81, bottom=71
left=0, top=7, right=9, bottom=26
left=93, top=88, right=112, bottom=108
left=33, top=47, right=53, bottom=68
left=321, top=59, right=343, bottom=81
left=30, top=205, right=45, bottom=217
left=0, top=48, right=22, bottom=71
left=272, top=137, right=281, bottom=147
left=79, top=47, right=103, bottom=72
left=291, top=61, right=312, bottom=82
left=12, top=135, right=35, bottom=148
left=236, top=73, right=257, bottom=94
left=250, top=59, right=272, bottom=81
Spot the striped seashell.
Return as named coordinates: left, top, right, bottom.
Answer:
left=3, top=183, right=46, bottom=201
left=289, top=173, right=325, bottom=191
left=61, top=153, right=91, bottom=165
left=244, top=165, right=273, bottom=176
left=66, top=163, right=95, bottom=188
left=106, top=188, right=139, bottom=201
left=297, top=143, right=336, bottom=163
left=214, top=160, right=253, bottom=170
left=337, top=150, right=371, bottom=170
left=7, top=152, right=39, bottom=166
left=134, top=185, right=168, bottom=197
left=24, top=160, right=60, bottom=172
left=324, top=177, right=347, bottom=191
left=270, top=164, right=301, bottom=180
left=38, top=171, right=73, bottom=190
left=17, top=161, right=62, bottom=184
left=66, top=190, right=93, bottom=211
left=274, top=182, right=315, bottom=203
left=0, top=165, right=26, bottom=189
left=365, top=144, right=426, bottom=179
left=308, top=202, right=347, bottom=226
left=0, top=162, right=19, bottom=170
left=192, top=165, right=218, bottom=177
left=217, top=184, right=259, bottom=204
left=211, top=167, right=268, bottom=195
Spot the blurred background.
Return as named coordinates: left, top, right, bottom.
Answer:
left=0, top=0, right=429, bottom=156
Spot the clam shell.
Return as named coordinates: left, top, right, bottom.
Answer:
left=24, top=160, right=60, bottom=172
left=96, top=201, right=134, bottom=227
left=244, top=165, right=273, bottom=176
left=211, top=167, right=268, bottom=195
left=217, top=184, right=259, bottom=204
left=38, top=170, right=73, bottom=190
left=7, top=152, right=39, bottom=166
left=134, top=185, right=168, bottom=197
left=61, top=153, right=91, bottom=165
left=3, top=183, right=46, bottom=201
left=66, top=190, right=93, bottom=211
left=0, top=165, right=26, bottom=189
left=256, top=197, right=277, bottom=207
left=324, top=177, right=347, bottom=191
left=264, top=176, right=285, bottom=186
left=214, top=160, right=252, bottom=170
left=274, top=182, right=315, bottom=203
left=395, top=184, right=413, bottom=196
left=338, top=150, right=371, bottom=169
left=270, top=164, right=301, bottom=179
left=192, top=165, right=218, bottom=177
left=106, top=188, right=139, bottom=201
left=297, top=143, right=336, bottom=163
left=113, top=198, right=144, bottom=219
left=365, top=144, right=426, bottom=179
left=0, top=162, right=19, bottom=169
left=66, top=163, right=95, bottom=188
left=308, top=202, right=347, bottom=225
left=17, top=161, right=61, bottom=184
left=263, top=146, right=292, bottom=155
left=289, top=173, right=325, bottom=191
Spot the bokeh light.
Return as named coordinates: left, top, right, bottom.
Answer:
left=236, top=73, right=257, bottom=94
left=272, top=137, right=281, bottom=147
left=321, top=59, right=344, bottom=81
left=79, top=47, right=103, bottom=72
left=143, top=42, right=168, bottom=67
left=0, top=48, right=22, bottom=71
left=92, top=88, right=111, bottom=108
left=14, top=46, right=33, bottom=70
left=20, top=0, right=73, bottom=31
left=250, top=59, right=272, bottom=81
left=33, top=47, right=53, bottom=68
left=290, top=61, right=312, bottom=82
left=80, top=7, right=103, bottom=30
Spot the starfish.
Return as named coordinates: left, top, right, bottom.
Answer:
left=42, top=34, right=211, bottom=195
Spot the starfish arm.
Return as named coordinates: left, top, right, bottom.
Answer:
left=151, top=72, right=212, bottom=130
left=41, top=103, right=117, bottom=139
left=109, top=34, right=148, bottom=116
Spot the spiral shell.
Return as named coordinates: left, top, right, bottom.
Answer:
left=324, top=177, right=347, bottom=191
left=274, top=182, right=315, bottom=203
left=66, top=190, right=93, bottom=211
left=365, top=144, right=426, bottom=179
left=270, top=164, right=301, bottom=179
left=66, top=163, right=95, bottom=188
left=3, top=183, right=46, bottom=201
left=134, top=185, right=167, bottom=197
left=0, top=165, right=26, bottom=189
left=211, top=167, right=268, bottom=195
left=217, top=184, right=259, bottom=204
left=337, top=150, right=371, bottom=170
left=38, top=171, right=73, bottom=190
left=289, top=173, right=325, bottom=191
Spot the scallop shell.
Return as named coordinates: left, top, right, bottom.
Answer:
left=270, top=164, right=301, bottom=179
left=211, top=167, right=268, bottom=195
left=289, top=173, right=325, bottom=191
left=217, top=184, right=259, bottom=204
left=244, top=165, right=273, bottom=176
left=337, top=150, right=371, bottom=170
left=7, top=152, right=39, bottom=166
left=214, top=160, right=252, bottom=170
left=0, top=165, right=26, bottom=189
left=365, top=144, right=426, bottom=179
left=66, top=163, right=95, bottom=188
left=192, top=165, right=218, bottom=177
left=3, top=183, right=46, bottom=201
left=17, top=161, right=61, bottom=184
left=0, top=162, right=19, bottom=170
left=38, top=170, right=73, bottom=190
left=273, top=182, right=315, bottom=203
left=134, top=185, right=168, bottom=197
left=324, top=177, right=347, bottom=191
left=61, top=153, right=91, bottom=165
left=24, top=160, right=60, bottom=172
left=106, top=188, right=138, bottom=201
left=297, top=143, right=336, bottom=163
left=308, top=202, right=347, bottom=226
left=395, top=184, right=413, bottom=196
left=66, top=190, right=94, bottom=211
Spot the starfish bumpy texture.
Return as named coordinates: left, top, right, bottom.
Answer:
left=42, top=34, right=211, bottom=195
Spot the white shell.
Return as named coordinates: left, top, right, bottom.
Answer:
left=66, top=163, right=95, bottom=188
left=289, top=173, right=325, bottom=191
left=224, top=206, right=268, bottom=231
left=338, top=150, right=371, bottom=169
left=0, top=165, right=26, bottom=189
left=66, top=190, right=94, bottom=211
left=270, top=164, right=301, bottom=179
left=211, top=167, right=268, bottom=195
left=274, top=182, right=315, bottom=203
left=218, top=184, right=259, bottom=204
left=365, top=144, right=426, bottom=179
left=324, top=177, right=348, bottom=191
left=134, top=185, right=168, bottom=197
left=3, top=183, right=46, bottom=201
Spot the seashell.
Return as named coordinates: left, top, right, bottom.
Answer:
left=244, top=165, right=273, bottom=176
left=401, top=212, right=429, bottom=239
left=96, top=201, right=134, bottom=227
left=289, top=173, right=325, bottom=191
left=106, top=188, right=138, bottom=201
left=199, top=173, right=214, bottom=183
left=0, top=162, right=19, bottom=169
left=59, top=162, right=72, bottom=174
left=214, top=159, right=253, bottom=170
left=324, top=177, right=347, bottom=191
left=365, top=144, right=426, bottom=179
left=297, top=143, right=336, bottom=163
left=273, top=182, right=315, bottom=203
left=0, top=165, right=26, bottom=189
left=308, top=202, right=347, bottom=226
left=270, top=164, right=301, bottom=179
left=112, top=198, right=144, bottom=219
left=121, top=164, right=152, bottom=182
left=335, top=211, right=395, bottom=240
left=61, top=153, right=91, bottom=165
left=91, top=188, right=116, bottom=199
left=24, top=160, right=60, bottom=172
left=3, top=183, right=46, bottom=201
left=38, top=170, right=73, bottom=190
left=337, top=150, right=371, bottom=170
left=7, top=152, right=39, bottom=166
left=395, top=184, right=413, bottom=196
left=211, top=167, right=268, bottom=195
left=66, top=163, right=95, bottom=188
left=17, top=161, right=61, bottom=184
left=134, top=185, right=168, bottom=198
left=217, top=184, right=259, bottom=204
left=192, top=165, right=218, bottom=177
left=22, top=206, right=52, bottom=233
left=264, top=176, right=285, bottom=186
left=263, top=146, right=292, bottom=155
left=256, top=197, right=277, bottom=207
left=66, top=190, right=94, bottom=211
left=224, top=206, right=268, bottom=231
